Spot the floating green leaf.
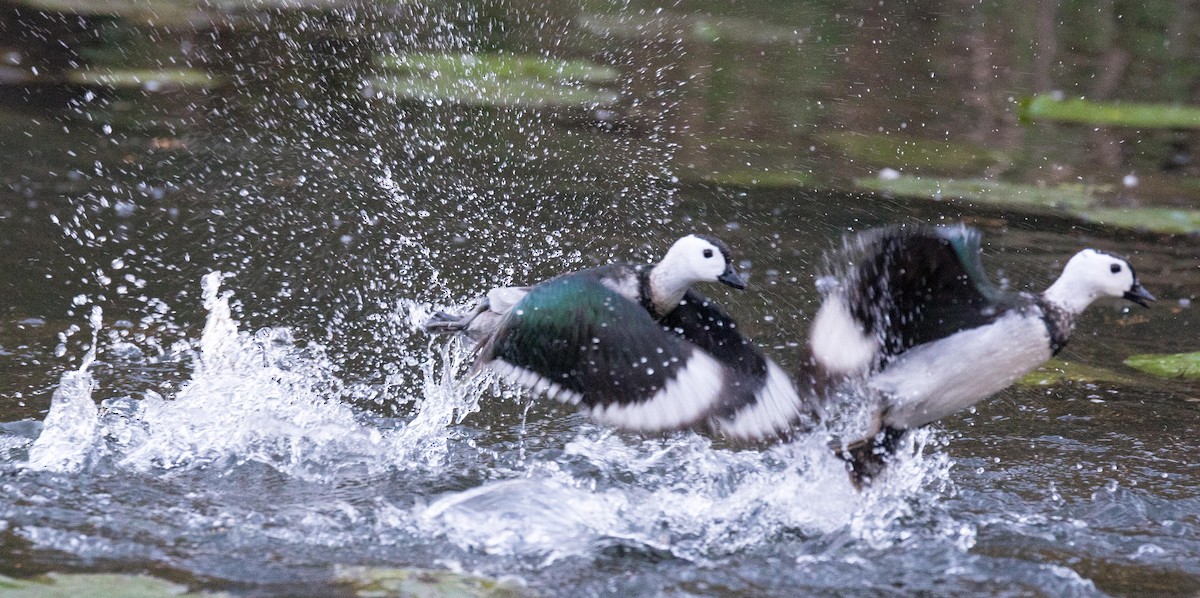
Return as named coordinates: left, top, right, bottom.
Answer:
left=856, top=175, right=1200, bottom=234
left=1124, top=352, right=1200, bottom=380
left=66, top=68, right=223, bottom=90
left=1076, top=207, right=1200, bottom=235
left=379, top=53, right=619, bottom=85
left=1018, top=359, right=1134, bottom=387
left=370, top=76, right=619, bottom=109
left=371, top=52, right=620, bottom=110
left=576, top=13, right=807, bottom=44
left=0, top=572, right=220, bottom=598
left=822, top=132, right=1011, bottom=174
left=1020, top=94, right=1200, bottom=129
left=855, top=175, right=1098, bottom=210
left=335, top=566, right=529, bottom=598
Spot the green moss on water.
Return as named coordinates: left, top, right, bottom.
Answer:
left=1020, top=94, right=1200, bottom=129
left=822, top=132, right=1012, bottom=174
left=856, top=175, right=1200, bottom=234
left=0, top=573, right=220, bottom=598
left=335, top=566, right=530, bottom=598
left=372, top=52, right=620, bottom=109
left=575, top=13, right=807, bottom=44
left=1017, top=359, right=1134, bottom=387
left=66, top=68, right=223, bottom=90
left=379, top=53, right=619, bottom=85
left=854, top=175, right=1098, bottom=210
left=1077, top=207, right=1200, bottom=235
left=370, top=76, right=620, bottom=109
left=1124, top=352, right=1200, bottom=380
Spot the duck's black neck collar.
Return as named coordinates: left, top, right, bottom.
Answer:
left=636, top=267, right=661, bottom=318
left=1036, top=297, right=1076, bottom=355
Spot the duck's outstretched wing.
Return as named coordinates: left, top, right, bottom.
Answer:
left=813, top=224, right=1017, bottom=372
left=476, top=277, right=813, bottom=440
left=662, top=290, right=817, bottom=439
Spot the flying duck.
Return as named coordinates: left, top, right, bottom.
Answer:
left=809, top=225, right=1154, bottom=484
left=425, top=234, right=816, bottom=440
left=426, top=235, right=747, bottom=341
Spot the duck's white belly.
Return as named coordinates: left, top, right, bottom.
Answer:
left=870, top=312, right=1053, bottom=429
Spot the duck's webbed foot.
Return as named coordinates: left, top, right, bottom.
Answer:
left=423, top=299, right=490, bottom=334
left=835, top=426, right=906, bottom=490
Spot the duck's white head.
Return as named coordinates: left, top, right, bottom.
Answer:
left=657, top=234, right=746, bottom=289
left=1043, top=249, right=1154, bottom=315
left=648, top=234, right=746, bottom=315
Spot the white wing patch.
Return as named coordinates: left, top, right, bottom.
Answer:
left=599, top=275, right=639, bottom=303
left=715, top=359, right=806, bottom=440
left=486, top=287, right=530, bottom=315
left=490, top=360, right=583, bottom=405
left=810, top=295, right=878, bottom=374
left=490, top=344, right=813, bottom=439
left=590, top=350, right=725, bottom=432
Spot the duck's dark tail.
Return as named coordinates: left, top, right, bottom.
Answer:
left=835, top=426, right=906, bottom=490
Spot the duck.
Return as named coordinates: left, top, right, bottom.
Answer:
left=808, top=224, right=1154, bottom=485
left=428, top=225, right=1152, bottom=487
left=425, top=234, right=746, bottom=342
left=425, top=234, right=816, bottom=440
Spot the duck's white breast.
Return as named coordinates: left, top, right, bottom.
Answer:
left=870, top=310, right=1053, bottom=429
left=810, top=295, right=879, bottom=375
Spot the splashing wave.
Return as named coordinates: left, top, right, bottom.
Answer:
left=16, top=271, right=964, bottom=571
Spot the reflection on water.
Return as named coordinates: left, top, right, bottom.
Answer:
left=0, top=0, right=1198, bottom=595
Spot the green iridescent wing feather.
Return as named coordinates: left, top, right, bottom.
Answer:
left=478, top=274, right=696, bottom=407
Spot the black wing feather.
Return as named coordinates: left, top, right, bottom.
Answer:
left=828, top=224, right=1020, bottom=362
left=659, top=290, right=769, bottom=419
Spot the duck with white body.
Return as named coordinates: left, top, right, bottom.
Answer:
left=425, top=225, right=1154, bottom=487
left=807, top=226, right=1154, bottom=484
left=426, top=234, right=816, bottom=441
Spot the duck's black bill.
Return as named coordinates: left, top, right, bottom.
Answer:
left=1124, top=282, right=1155, bottom=307
left=719, top=267, right=748, bottom=290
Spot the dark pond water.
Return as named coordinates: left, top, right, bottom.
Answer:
left=1, top=0, right=1199, bottom=595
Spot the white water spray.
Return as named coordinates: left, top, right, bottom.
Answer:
left=26, top=306, right=103, bottom=473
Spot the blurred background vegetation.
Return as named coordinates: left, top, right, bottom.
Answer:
left=2, top=0, right=1199, bottom=224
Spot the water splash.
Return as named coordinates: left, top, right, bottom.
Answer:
left=78, top=305, right=103, bottom=373
left=24, top=370, right=99, bottom=473
left=16, top=272, right=967, bottom=577
left=102, top=273, right=385, bottom=478
left=24, top=273, right=495, bottom=481
left=847, top=428, right=972, bottom=551
left=401, top=334, right=490, bottom=468
left=26, top=306, right=103, bottom=473
left=197, top=271, right=240, bottom=373
left=418, top=426, right=962, bottom=566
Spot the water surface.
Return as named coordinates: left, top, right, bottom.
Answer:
left=0, top=0, right=1198, bottom=595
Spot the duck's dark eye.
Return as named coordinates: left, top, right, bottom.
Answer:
left=703, top=249, right=714, bottom=259
left=1110, top=263, right=1122, bottom=274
